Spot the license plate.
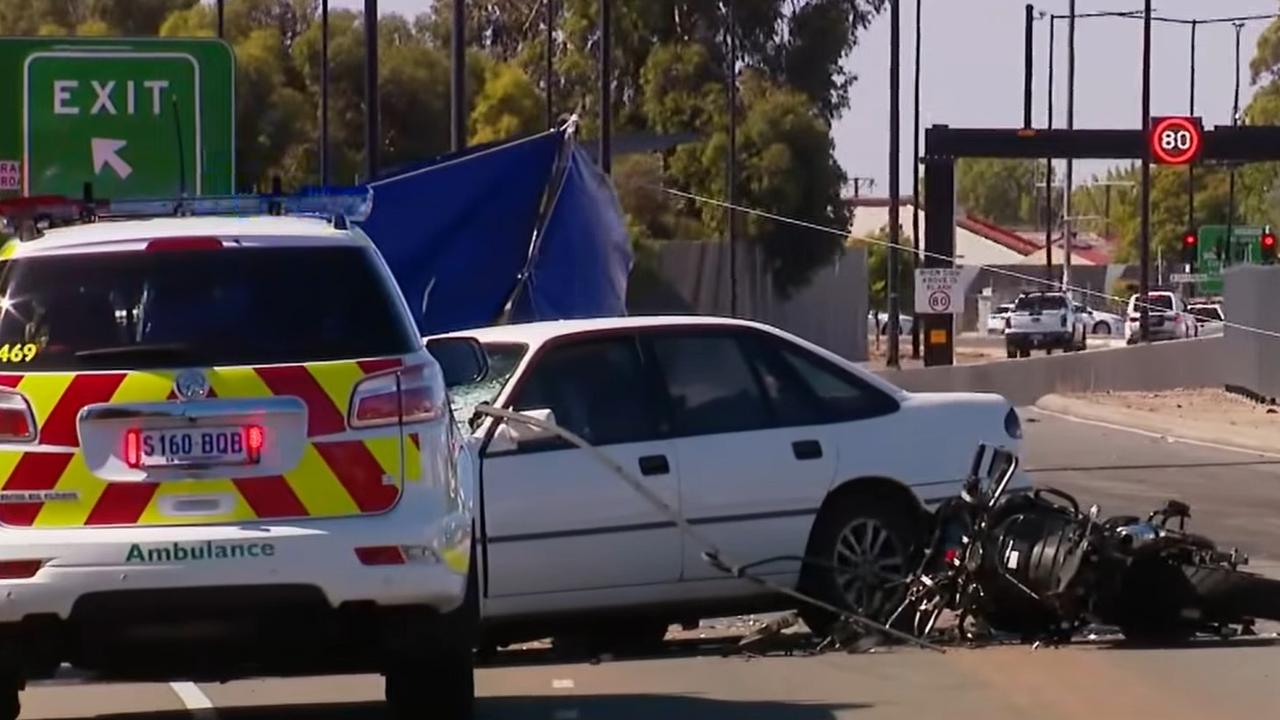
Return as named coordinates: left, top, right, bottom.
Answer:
left=137, top=427, right=251, bottom=468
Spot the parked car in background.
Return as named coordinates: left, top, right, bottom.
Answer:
left=1125, top=291, right=1198, bottom=343
left=871, top=311, right=914, bottom=336
left=1005, top=291, right=1088, bottom=358
left=438, top=316, right=1027, bottom=650
left=1075, top=304, right=1125, bottom=336
left=1188, top=303, right=1225, bottom=337
left=987, top=303, right=1014, bottom=334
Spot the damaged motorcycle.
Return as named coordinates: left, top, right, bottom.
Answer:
left=887, top=444, right=1280, bottom=644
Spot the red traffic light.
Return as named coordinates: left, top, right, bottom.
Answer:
left=1263, top=233, right=1276, bottom=249
left=1183, top=233, right=1197, bottom=246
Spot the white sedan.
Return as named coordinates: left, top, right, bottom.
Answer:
left=1075, top=304, right=1125, bottom=336
left=437, top=316, right=1025, bottom=648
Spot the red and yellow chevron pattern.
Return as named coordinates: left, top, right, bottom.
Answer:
left=0, top=358, right=423, bottom=528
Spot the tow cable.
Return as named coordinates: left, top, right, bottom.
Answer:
left=474, top=404, right=945, bottom=654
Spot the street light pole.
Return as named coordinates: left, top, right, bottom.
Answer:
left=1187, top=19, right=1197, bottom=237
left=1044, top=16, right=1055, bottom=280
left=451, top=0, right=466, bottom=151
left=1139, top=0, right=1152, bottom=342
left=887, top=0, right=902, bottom=369
left=911, top=0, right=923, bottom=359
left=1225, top=21, right=1244, bottom=269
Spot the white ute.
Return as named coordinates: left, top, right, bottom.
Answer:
left=0, top=193, right=486, bottom=720
left=1004, top=291, right=1088, bottom=358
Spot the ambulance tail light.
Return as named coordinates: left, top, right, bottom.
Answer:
left=124, top=428, right=142, bottom=468
left=0, top=390, right=36, bottom=443
left=246, top=425, right=265, bottom=463
left=349, top=365, right=443, bottom=428
left=0, top=560, right=45, bottom=579
left=145, top=237, right=224, bottom=252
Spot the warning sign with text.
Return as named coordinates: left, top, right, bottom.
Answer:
left=914, top=268, right=963, bottom=315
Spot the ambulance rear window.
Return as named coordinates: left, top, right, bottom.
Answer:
left=0, top=245, right=420, bottom=370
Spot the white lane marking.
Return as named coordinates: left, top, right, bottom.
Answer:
left=1027, top=406, right=1280, bottom=459
left=169, top=682, right=217, bottom=719
left=551, top=678, right=575, bottom=689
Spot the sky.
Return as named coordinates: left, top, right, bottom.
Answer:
left=329, top=0, right=1278, bottom=192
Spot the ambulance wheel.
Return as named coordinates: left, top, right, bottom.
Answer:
left=386, top=643, right=474, bottom=720
left=0, top=676, right=18, bottom=720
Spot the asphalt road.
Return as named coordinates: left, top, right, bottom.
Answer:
left=19, top=409, right=1280, bottom=720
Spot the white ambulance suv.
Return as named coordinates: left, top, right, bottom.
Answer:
left=0, top=192, right=484, bottom=720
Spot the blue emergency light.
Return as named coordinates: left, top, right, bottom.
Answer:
left=0, top=187, right=374, bottom=238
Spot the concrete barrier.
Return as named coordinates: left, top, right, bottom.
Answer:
left=1224, top=265, right=1280, bottom=403
left=876, top=336, right=1225, bottom=406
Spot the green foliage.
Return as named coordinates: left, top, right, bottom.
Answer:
left=1, top=0, right=885, bottom=294
left=855, top=226, right=915, bottom=313
left=955, top=158, right=1043, bottom=227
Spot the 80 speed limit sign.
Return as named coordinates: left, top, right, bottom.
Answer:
left=914, top=268, right=962, bottom=315
left=1150, top=116, right=1203, bottom=165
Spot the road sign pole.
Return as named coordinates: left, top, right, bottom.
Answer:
left=321, top=0, right=329, bottom=186
left=887, top=0, right=902, bottom=369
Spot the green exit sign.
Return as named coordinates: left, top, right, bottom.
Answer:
left=0, top=38, right=234, bottom=199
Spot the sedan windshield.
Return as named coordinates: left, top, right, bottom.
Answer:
left=448, top=342, right=528, bottom=425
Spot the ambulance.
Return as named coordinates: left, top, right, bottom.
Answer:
left=0, top=191, right=484, bottom=719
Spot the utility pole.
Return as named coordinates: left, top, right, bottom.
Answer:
left=599, top=0, right=612, bottom=174
left=1139, top=0, right=1152, bottom=342
left=321, top=0, right=330, bottom=185
left=546, top=0, right=555, bottom=128
left=364, top=0, right=379, bottom=181
left=911, top=0, right=924, bottom=359
left=1063, top=0, right=1075, bottom=296
left=1225, top=21, right=1244, bottom=269
left=727, top=0, right=739, bottom=317
left=451, top=0, right=466, bottom=151
left=1023, top=4, right=1035, bottom=129
left=887, top=0, right=902, bottom=369
left=1044, top=16, right=1055, bottom=280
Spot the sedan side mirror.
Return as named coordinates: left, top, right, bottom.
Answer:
left=425, top=337, right=489, bottom=389
left=487, top=408, right=559, bottom=453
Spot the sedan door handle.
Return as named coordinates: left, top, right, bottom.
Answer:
left=638, top=455, right=670, bottom=476
left=792, top=440, right=823, bottom=461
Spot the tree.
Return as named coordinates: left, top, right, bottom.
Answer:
left=854, top=225, right=915, bottom=313
left=955, top=158, right=1042, bottom=227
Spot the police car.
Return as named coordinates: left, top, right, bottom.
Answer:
left=0, top=192, right=485, bottom=720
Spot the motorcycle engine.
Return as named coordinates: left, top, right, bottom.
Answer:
left=975, top=494, right=1091, bottom=638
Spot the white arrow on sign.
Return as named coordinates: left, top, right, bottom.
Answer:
left=91, top=138, right=133, bottom=180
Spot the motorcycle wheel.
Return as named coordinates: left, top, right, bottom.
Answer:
left=1185, top=564, right=1280, bottom=623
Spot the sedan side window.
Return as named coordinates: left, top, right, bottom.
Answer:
left=509, top=337, right=657, bottom=447
left=650, top=334, right=771, bottom=436
left=774, top=343, right=899, bottom=422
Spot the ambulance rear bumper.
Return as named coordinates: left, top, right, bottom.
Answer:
left=0, top=510, right=472, bottom=623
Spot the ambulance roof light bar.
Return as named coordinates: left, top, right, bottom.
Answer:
left=0, top=187, right=373, bottom=239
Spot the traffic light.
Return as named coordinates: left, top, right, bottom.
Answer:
left=1181, top=231, right=1198, bottom=268
left=1262, top=229, right=1277, bottom=265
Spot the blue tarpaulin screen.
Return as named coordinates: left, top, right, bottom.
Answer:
left=357, top=131, right=561, bottom=334
left=511, top=144, right=633, bottom=322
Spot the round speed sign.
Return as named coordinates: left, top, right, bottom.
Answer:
left=1150, top=116, right=1203, bottom=165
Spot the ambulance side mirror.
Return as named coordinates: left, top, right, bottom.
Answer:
left=425, top=337, right=489, bottom=388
